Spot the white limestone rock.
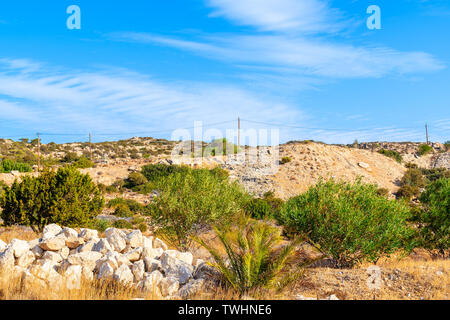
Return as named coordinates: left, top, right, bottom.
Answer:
left=9, top=239, right=30, bottom=258
left=126, top=230, right=143, bottom=248
left=79, top=228, right=98, bottom=242
left=160, top=252, right=194, bottom=285
left=43, top=224, right=63, bottom=237
left=159, top=277, right=180, bottom=297
left=39, top=236, right=66, bottom=251
left=113, top=264, right=134, bottom=285
left=153, top=238, right=168, bottom=251
left=16, top=250, right=35, bottom=268
left=131, top=260, right=145, bottom=282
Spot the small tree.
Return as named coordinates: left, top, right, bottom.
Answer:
left=414, top=178, right=449, bottom=256
left=418, top=144, right=433, bottom=156
left=0, top=166, right=104, bottom=232
left=278, top=179, right=415, bottom=268
left=194, top=214, right=309, bottom=296
left=148, top=169, right=249, bottom=250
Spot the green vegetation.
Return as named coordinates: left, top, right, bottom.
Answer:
left=88, top=219, right=112, bottom=232
left=279, top=156, right=292, bottom=165
left=400, top=168, right=427, bottom=188
left=414, top=178, right=449, bottom=256
left=245, top=192, right=284, bottom=220
left=147, top=168, right=249, bottom=250
left=0, top=159, right=32, bottom=173
left=444, top=141, right=450, bottom=151
left=195, top=214, right=307, bottom=295
left=378, top=149, right=403, bottom=163
left=0, top=166, right=104, bottom=232
left=277, top=179, right=414, bottom=268
left=112, top=219, right=133, bottom=229
left=418, top=144, right=433, bottom=156
left=73, top=156, right=95, bottom=169
left=141, top=164, right=190, bottom=183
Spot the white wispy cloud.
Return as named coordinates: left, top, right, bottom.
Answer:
left=205, top=0, right=347, bottom=34
left=112, top=32, right=444, bottom=78
left=0, top=58, right=304, bottom=138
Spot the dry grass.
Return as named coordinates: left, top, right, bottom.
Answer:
left=0, top=226, right=39, bottom=243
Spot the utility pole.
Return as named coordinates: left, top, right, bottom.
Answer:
left=425, top=124, right=429, bottom=145
left=89, top=132, right=93, bottom=160
left=238, top=117, right=241, bottom=149
left=37, top=132, right=40, bottom=172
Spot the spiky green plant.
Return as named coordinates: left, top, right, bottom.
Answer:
left=194, top=215, right=310, bottom=295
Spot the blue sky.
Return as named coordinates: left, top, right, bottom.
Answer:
left=0, top=0, right=449, bottom=144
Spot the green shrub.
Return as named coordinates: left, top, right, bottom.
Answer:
left=444, top=141, right=450, bottom=151
left=62, top=152, right=79, bottom=163
left=148, top=169, right=249, bottom=250
left=88, top=219, right=112, bottom=233
left=112, top=219, right=133, bottom=229
left=0, top=166, right=104, bottom=232
left=378, top=149, right=403, bottom=163
left=113, top=204, right=133, bottom=218
left=397, top=185, right=420, bottom=200
left=0, top=159, right=32, bottom=173
left=105, top=185, right=118, bottom=193
left=194, top=214, right=308, bottom=295
left=376, top=188, right=390, bottom=198
left=279, top=157, right=292, bottom=165
left=420, top=168, right=450, bottom=184
left=73, top=156, right=95, bottom=169
left=245, top=198, right=273, bottom=220
left=108, top=198, right=144, bottom=215
left=125, top=172, right=148, bottom=188
left=418, top=144, right=433, bottom=156
left=137, top=222, right=148, bottom=232
left=278, top=179, right=415, bottom=268
left=141, top=164, right=190, bottom=183
left=400, top=168, right=426, bottom=188
left=414, top=178, right=449, bottom=256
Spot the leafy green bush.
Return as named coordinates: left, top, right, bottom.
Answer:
left=420, top=168, right=450, bottom=184
left=62, top=152, right=79, bottom=163
left=397, top=185, right=420, bottom=200
left=418, top=144, right=433, bottom=156
left=245, top=198, right=273, bottom=220
left=107, top=198, right=144, bottom=214
left=125, top=172, right=148, bottom=188
left=414, top=178, right=449, bottom=256
left=141, top=164, right=190, bottom=182
left=0, top=166, right=104, bottom=232
left=279, top=157, right=292, bottom=165
left=277, top=179, right=414, bottom=268
left=148, top=169, right=249, bottom=250
left=0, top=159, right=32, bottom=173
left=400, top=168, right=426, bottom=188
left=378, top=149, right=403, bottom=163
left=195, top=214, right=307, bottom=295
left=444, top=141, right=450, bottom=151
left=112, top=219, right=133, bottom=229
left=113, top=204, right=133, bottom=218
left=73, top=156, right=95, bottom=169
left=88, top=219, right=112, bottom=233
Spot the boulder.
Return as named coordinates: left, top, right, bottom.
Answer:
left=144, top=257, right=162, bottom=273
left=131, top=260, right=145, bottom=282
left=16, top=250, right=35, bottom=268
left=59, top=247, right=70, bottom=259
left=123, top=247, right=143, bottom=262
left=43, top=224, right=63, bottom=236
left=93, top=238, right=113, bottom=254
left=79, top=228, right=98, bottom=242
left=41, top=251, right=63, bottom=264
left=58, top=227, right=79, bottom=239
left=176, top=252, right=194, bottom=266
left=113, top=264, right=134, bottom=285
left=97, top=261, right=115, bottom=280
left=0, top=239, right=8, bottom=252
left=142, top=247, right=164, bottom=260
left=179, top=279, right=205, bottom=299
left=0, top=247, right=15, bottom=271
left=143, top=236, right=153, bottom=249
left=106, top=229, right=127, bottom=253
left=160, top=252, right=193, bottom=285
left=39, top=236, right=66, bottom=251
left=139, top=270, right=163, bottom=293
left=126, top=230, right=143, bottom=248
left=159, top=277, right=180, bottom=297
left=65, top=237, right=84, bottom=249
left=67, top=251, right=103, bottom=272
left=77, top=239, right=97, bottom=253
left=64, top=265, right=82, bottom=290
left=9, top=239, right=31, bottom=258
left=31, top=244, right=44, bottom=258
left=153, top=238, right=168, bottom=250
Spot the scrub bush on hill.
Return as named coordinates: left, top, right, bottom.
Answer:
left=414, top=178, right=450, bottom=256
left=278, top=179, right=415, bottom=268
left=147, top=168, right=249, bottom=250
left=0, top=159, right=32, bottom=173
left=378, top=149, right=403, bottom=163
left=0, top=166, right=104, bottom=232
